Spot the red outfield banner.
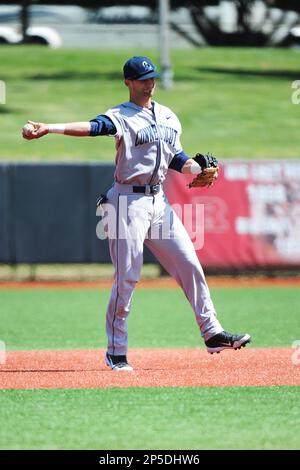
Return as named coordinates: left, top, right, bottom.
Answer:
left=164, top=161, right=300, bottom=268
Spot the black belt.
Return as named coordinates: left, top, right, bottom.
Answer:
left=132, top=184, right=160, bottom=195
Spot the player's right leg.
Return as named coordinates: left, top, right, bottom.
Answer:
left=102, top=187, right=152, bottom=368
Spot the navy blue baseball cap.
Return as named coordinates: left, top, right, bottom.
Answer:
left=123, top=56, right=160, bottom=80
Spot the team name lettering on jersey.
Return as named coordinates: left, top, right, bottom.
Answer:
left=135, top=124, right=178, bottom=147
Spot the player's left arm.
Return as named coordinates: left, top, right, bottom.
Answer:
left=169, top=151, right=201, bottom=175
left=181, top=159, right=201, bottom=175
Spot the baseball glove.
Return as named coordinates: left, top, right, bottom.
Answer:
left=188, top=152, right=219, bottom=188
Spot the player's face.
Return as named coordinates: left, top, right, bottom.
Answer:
left=137, top=78, right=156, bottom=97
left=125, top=78, right=156, bottom=101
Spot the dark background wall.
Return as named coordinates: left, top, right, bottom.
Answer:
left=0, top=162, right=156, bottom=264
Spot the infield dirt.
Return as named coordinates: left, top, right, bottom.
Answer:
left=0, top=348, right=299, bottom=389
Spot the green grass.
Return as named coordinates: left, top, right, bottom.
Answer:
left=0, top=285, right=299, bottom=450
left=0, top=286, right=298, bottom=350
left=1, top=47, right=300, bottom=160
left=0, top=387, right=298, bottom=449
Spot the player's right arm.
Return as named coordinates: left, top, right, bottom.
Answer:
left=22, top=121, right=91, bottom=140
left=22, top=115, right=117, bottom=140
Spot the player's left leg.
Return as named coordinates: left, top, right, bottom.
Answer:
left=145, top=194, right=222, bottom=341
left=145, top=193, right=250, bottom=350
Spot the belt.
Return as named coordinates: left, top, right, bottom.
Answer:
left=132, top=184, right=160, bottom=195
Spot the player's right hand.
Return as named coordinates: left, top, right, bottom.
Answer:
left=22, top=120, right=49, bottom=140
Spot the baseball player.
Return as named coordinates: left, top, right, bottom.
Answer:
left=22, top=56, right=251, bottom=371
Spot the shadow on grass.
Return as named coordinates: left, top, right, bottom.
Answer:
left=2, top=67, right=298, bottom=83
left=197, top=67, right=300, bottom=80
left=30, top=71, right=122, bottom=81
left=0, top=106, right=18, bottom=114
left=0, top=71, right=122, bottom=81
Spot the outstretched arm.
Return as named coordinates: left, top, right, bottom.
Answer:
left=22, top=121, right=91, bottom=140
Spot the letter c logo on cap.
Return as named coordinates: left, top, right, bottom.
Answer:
left=142, top=61, right=151, bottom=70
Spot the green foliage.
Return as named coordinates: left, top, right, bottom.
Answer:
left=1, top=46, right=299, bottom=160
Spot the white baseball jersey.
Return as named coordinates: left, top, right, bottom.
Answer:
left=105, top=101, right=182, bottom=185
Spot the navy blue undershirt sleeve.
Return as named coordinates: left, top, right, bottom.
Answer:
left=168, top=151, right=190, bottom=173
left=89, top=115, right=117, bottom=136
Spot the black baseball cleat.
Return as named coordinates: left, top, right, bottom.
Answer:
left=205, top=331, right=251, bottom=354
left=105, top=352, right=133, bottom=371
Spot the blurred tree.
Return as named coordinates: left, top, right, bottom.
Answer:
left=189, top=0, right=300, bottom=46
left=271, top=0, right=300, bottom=12
left=4, top=1, right=300, bottom=47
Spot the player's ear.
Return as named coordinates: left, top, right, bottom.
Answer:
left=124, top=79, right=130, bottom=88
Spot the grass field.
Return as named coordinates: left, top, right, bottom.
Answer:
left=0, top=387, right=298, bottom=450
left=0, top=285, right=299, bottom=449
left=1, top=47, right=300, bottom=161
left=0, top=286, right=298, bottom=350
